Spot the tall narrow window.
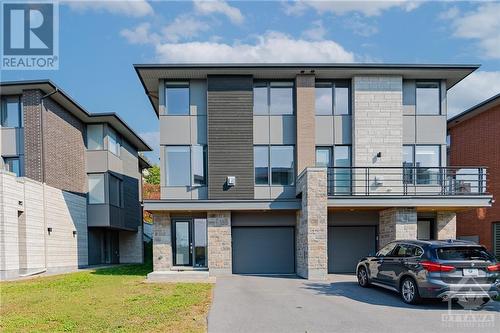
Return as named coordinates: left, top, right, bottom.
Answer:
left=87, top=124, right=104, bottom=150
left=4, top=157, right=21, bottom=177
left=315, top=147, right=332, bottom=167
left=109, top=174, right=122, bottom=207
left=192, top=145, right=207, bottom=186
left=1, top=96, right=22, bottom=128
left=253, top=81, right=268, bottom=114
left=271, top=146, right=294, bottom=185
left=254, top=146, right=269, bottom=185
left=165, top=146, right=191, bottom=186
left=415, top=145, right=440, bottom=184
left=334, top=82, right=350, bottom=115
left=416, top=81, right=440, bottom=115
left=88, top=174, right=105, bottom=204
left=270, top=82, right=293, bottom=115
left=334, top=146, right=351, bottom=194
left=403, top=145, right=414, bottom=184
left=166, top=82, right=190, bottom=115
left=315, top=83, right=333, bottom=115
left=107, top=127, right=120, bottom=156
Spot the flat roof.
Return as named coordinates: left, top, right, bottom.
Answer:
left=0, top=80, right=152, bottom=151
left=134, top=63, right=480, bottom=116
left=448, top=93, right=500, bottom=128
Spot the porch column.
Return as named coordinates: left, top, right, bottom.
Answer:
left=208, top=211, right=232, bottom=276
left=152, top=212, right=172, bottom=271
left=379, top=208, right=417, bottom=248
left=296, top=168, right=328, bottom=280
left=436, top=212, right=456, bottom=240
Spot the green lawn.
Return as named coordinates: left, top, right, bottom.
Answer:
left=0, top=264, right=213, bottom=332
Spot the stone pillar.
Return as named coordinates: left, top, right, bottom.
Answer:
left=436, top=212, right=456, bottom=240
left=295, top=74, right=316, bottom=174
left=379, top=208, right=417, bottom=248
left=152, top=212, right=171, bottom=271
left=296, top=168, right=328, bottom=280
left=208, top=211, right=232, bottom=276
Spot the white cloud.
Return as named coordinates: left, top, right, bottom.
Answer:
left=447, top=71, right=500, bottom=118
left=121, top=22, right=159, bottom=44
left=153, top=31, right=355, bottom=63
left=442, top=3, right=500, bottom=59
left=162, top=15, right=211, bottom=42
left=344, top=14, right=378, bottom=37
left=302, top=20, right=326, bottom=40
left=64, top=0, right=153, bottom=17
left=284, top=0, right=421, bottom=17
left=193, top=0, right=244, bottom=24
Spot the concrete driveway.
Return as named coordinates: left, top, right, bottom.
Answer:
left=208, top=274, right=500, bottom=333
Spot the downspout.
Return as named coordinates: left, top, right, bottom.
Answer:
left=39, top=88, right=58, bottom=273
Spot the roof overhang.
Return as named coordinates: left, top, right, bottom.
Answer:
left=327, top=195, right=493, bottom=209
left=448, top=93, right=500, bottom=129
left=134, top=63, right=480, bottom=116
left=0, top=80, right=152, bottom=151
left=144, top=199, right=301, bottom=212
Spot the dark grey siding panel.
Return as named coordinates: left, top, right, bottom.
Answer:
left=328, top=226, right=376, bottom=273
left=207, top=75, right=254, bottom=199
left=232, top=227, right=295, bottom=274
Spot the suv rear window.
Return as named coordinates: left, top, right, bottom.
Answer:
left=436, top=246, right=494, bottom=261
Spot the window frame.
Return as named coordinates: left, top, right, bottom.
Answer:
left=86, top=124, right=104, bottom=151
left=253, top=80, right=295, bottom=115
left=1, top=95, right=23, bottom=128
left=4, top=156, right=22, bottom=177
left=314, top=80, right=351, bottom=116
left=254, top=145, right=295, bottom=186
left=415, top=80, right=441, bottom=116
left=165, top=81, right=190, bottom=116
left=88, top=173, right=106, bottom=205
left=108, top=174, right=122, bottom=208
left=403, top=144, right=442, bottom=185
left=164, top=145, right=208, bottom=187
left=254, top=145, right=270, bottom=185
left=107, top=126, right=121, bottom=157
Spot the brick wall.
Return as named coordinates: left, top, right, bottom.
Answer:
left=22, top=90, right=43, bottom=182
left=449, top=104, right=500, bottom=250
left=296, top=74, right=316, bottom=174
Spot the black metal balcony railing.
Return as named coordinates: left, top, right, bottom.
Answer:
left=327, top=167, right=488, bottom=196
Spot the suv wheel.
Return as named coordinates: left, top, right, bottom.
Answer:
left=400, top=277, right=421, bottom=304
left=357, top=266, right=370, bottom=288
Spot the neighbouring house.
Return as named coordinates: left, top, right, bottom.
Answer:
left=0, top=80, right=152, bottom=279
left=448, top=93, right=500, bottom=258
left=135, top=63, right=492, bottom=280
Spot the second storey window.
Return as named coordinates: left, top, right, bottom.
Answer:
left=107, top=127, right=120, bottom=156
left=4, top=157, right=22, bottom=177
left=87, top=124, right=104, bottom=150
left=316, top=146, right=351, bottom=194
left=1, top=96, right=22, bottom=128
left=403, top=145, right=441, bottom=185
left=315, top=81, right=350, bottom=115
left=88, top=174, right=105, bottom=204
left=416, top=81, right=440, bottom=115
left=109, top=174, right=122, bottom=207
left=254, top=145, right=295, bottom=186
left=166, top=82, right=189, bottom=115
left=253, top=81, right=294, bottom=115
left=165, top=145, right=207, bottom=186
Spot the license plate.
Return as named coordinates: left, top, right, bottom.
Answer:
left=463, top=268, right=479, bottom=276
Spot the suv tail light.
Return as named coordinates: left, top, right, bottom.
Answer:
left=421, top=261, right=455, bottom=272
left=486, top=264, right=500, bottom=272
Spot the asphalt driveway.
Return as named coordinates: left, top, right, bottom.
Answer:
left=208, top=274, right=500, bottom=333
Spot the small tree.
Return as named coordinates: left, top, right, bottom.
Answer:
left=144, top=165, right=160, bottom=185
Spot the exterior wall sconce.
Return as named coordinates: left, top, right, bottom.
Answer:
left=376, top=152, right=382, bottom=158
left=47, top=227, right=52, bottom=234
left=73, top=230, right=77, bottom=237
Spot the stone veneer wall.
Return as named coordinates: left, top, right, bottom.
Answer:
left=296, top=168, right=328, bottom=280
left=436, top=211, right=457, bottom=240
left=207, top=211, right=232, bottom=276
left=152, top=212, right=172, bottom=271
left=379, top=208, right=417, bottom=248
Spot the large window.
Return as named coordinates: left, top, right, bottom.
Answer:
left=109, top=174, right=122, bottom=207
left=4, top=157, right=21, bottom=177
left=165, top=82, right=190, bottom=115
left=315, top=146, right=351, bottom=194
left=315, top=81, right=350, bottom=115
left=315, top=147, right=333, bottom=167
left=1, top=96, right=22, bottom=128
left=403, top=145, right=441, bottom=184
left=87, top=124, right=104, bottom=150
left=107, top=127, right=120, bottom=156
left=254, top=145, right=295, bottom=185
left=253, top=81, right=294, bottom=115
left=165, top=145, right=207, bottom=186
left=88, top=174, right=105, bottom=204
left=416, top=81, right=440, bottom=115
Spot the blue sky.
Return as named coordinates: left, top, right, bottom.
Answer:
left=2, top=0, right=500, bottom=163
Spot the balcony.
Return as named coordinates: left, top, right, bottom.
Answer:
left=326, top=166, right=492, bottom=209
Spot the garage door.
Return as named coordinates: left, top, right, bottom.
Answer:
left=328, top=226, right=376, bottom=273
left=232, top=227, right=295, bottom=274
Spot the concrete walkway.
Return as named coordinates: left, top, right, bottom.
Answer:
left=208, top=274, right=500, bottom=333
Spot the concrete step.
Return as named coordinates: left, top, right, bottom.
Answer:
left=146, top=270, right=215, bottom=283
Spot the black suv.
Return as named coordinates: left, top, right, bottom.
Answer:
left=356, top=240, right=500, bottom=304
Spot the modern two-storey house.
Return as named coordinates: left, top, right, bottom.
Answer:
left=0, top=80, right=151, bottom=279
left=136, top=64, right=492, bottom=280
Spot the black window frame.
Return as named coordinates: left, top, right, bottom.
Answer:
left=415, top=80, right=441, bottom=116
left=314, top=80, right=351, bottom=116
left=254, top=144, right=295, bottom=186
left=403, top=144, right=442, bottom=185
left=1, top=95, right=23, bottom=128
left=253, top=80, right=295, bottom=115
left=164, top=81, right=190, bottom=116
